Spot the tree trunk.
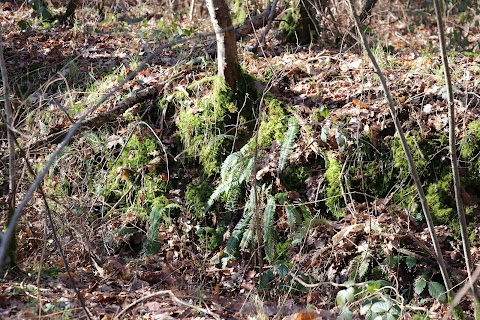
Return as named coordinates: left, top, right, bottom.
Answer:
left=206, top=0, right=238, bottom=91
left=359, top=0, right=378, bottom=22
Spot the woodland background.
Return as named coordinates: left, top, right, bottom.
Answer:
left=1, top=0, right=480, bottom=319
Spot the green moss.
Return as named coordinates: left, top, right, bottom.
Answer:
left=176, top=76, right=236, bottom=175
left=460, top=120, right=480, bottom=188
left=348, top=138, right=394, bottom=199
left=425, top=174, right=455, bottom=224
left=324, top=153, right=344, bottom=218
left=392, top=133, right=450, bottom=181
left=232, top=0, right=248, bottom=24
left=392, top=135, right=429, bottom=179
left=281, top=166, right=310, bottom=193
left=185, top=179, right=213, bottom=219
left=257, top=95, right=287, bottom=147
left=280, top=1, right=317, bottom=44
left=174, top=70, right=258, bottom=175
left=103, top=134, right=167, bottom=217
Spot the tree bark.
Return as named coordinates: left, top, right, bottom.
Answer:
left=359, top=0, right=378, bottom=22
left=206, top=0, right=238, bottom=91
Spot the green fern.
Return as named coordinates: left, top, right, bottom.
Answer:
left=263, top=196, right=277, bottom=263
left=205, top=144, right=254, bottom=213
left=292, top=205, right=327, bottom=245
left=225, top=187, right=256, bottom=257
left=285, top=204, right=301, bottom=229
left=205, top=180, right=229, bottom=212
left=240, top=228, right=253, bottom=249
left=142, top=203, right=180, bottom=256
left=221, top=149, right=241, bottom=180
left=279, top=116, right=299, bottom=172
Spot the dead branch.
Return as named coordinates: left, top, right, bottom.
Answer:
left=1, top=84, right=162, bottom=163
left=114, top=290, right=221, bottom=320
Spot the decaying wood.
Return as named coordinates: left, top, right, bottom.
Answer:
left=235, top=7, right=279, bottom=41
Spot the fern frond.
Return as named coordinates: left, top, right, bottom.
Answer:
left=299, top=203, right=313, bottom=220
left=206, top=134, right=234, bottom=149
left=292, top=209, right=327, bottom=246
left=285, top=205, right=301, bottom=229
left=239, top=156, right=254, bottom=184
left=225, top=187, right=255, bottom=256
left=225, top=183, right=242, bottom=211
left=221, top=150, right=241, bottom=180
left=205, top=180, right=229, bottom=213
left=225, top=210, right=253, bottom=256
left=240, top=228, right=253, bottom=249
left=279, top=117, right=299, bottom=172
left=206, top=144, right=254, bottom=213
left=142, top=204, right=164, bottom=256
left=263, top=196, right=277, bottom=263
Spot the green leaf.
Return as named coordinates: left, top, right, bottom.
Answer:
left=319, top=105, right=329, bottom=118
left=428, top=281, right=446, bottom=302
left=38, top=6, right=53, bottom=20
left=337, top=307, right=354, bottom=320
left=371, top=300, right=393, bottom=313
left=336, top=287, right=355, bottom=307
left=275, top=192, right=288, bottom=205
left=259, top=269, right=274, bottom=289
left=405, top=256, right=416, bottom=271
left=320, top=129, right=328, bottom=143
left=383, top=313, right=398, bottom=320
left=18, top=20, right=30, bottom=30
left=360, top=299, right=375, bottom=315
left=388, top=255, right=401, bottom=267
left=273, top=262, right=289, bottom=278
left=336, top=132, right=346, bottom=152
left=414, top=275, right=427, bottom=295
left=358, top=258, right=369, bottom=279
left=366, top=280, right=391, bottom=293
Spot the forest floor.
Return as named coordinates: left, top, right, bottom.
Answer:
left=1, top=1, right=480, bottom=319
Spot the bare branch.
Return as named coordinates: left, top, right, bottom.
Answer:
left=431, top=0, right=480, bottom=311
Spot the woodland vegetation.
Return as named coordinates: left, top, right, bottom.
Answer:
left=1, top=0, right=480, bottom=319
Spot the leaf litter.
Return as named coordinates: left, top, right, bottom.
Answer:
left=1, top=1, right=480, bottom=319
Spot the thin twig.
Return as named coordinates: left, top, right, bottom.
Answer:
left=446, top=265, right=480, bottom=319
left=250, top=0, right=279, bottom=53
left=431, top=0, right=480, bottom=313
left=13, top=138, right=93, bottom=320
left=346, top=0, right=452, bottom=294
left=114, top=290, right=220, bottom=320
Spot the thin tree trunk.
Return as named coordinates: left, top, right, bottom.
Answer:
left=206, top=0, right=238, bottom=91
left=0, top=29, right=17, bottom=270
